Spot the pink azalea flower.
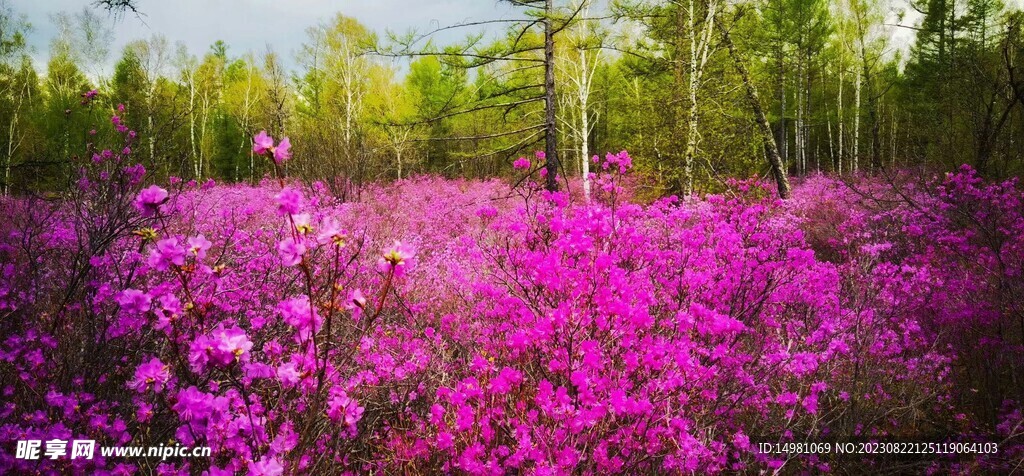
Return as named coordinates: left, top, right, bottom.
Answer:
left=211, top=326, right=253, bottom=366
left=277, top=295, right=322, bottom=341
left=156, top=293, right=182, bottom=329
left=187, top=335, right=214, bottom=372
left=136, top=402, right=154, bottom=423
left=253, top=130, right=274, bottom=155
left=317, top=219, right=347, bottom=246
left=512, top=157, right=531, bottom=170
left=345, top=289, right=367, bottom=321
left=188, top=326, right=252, bottom=370
left=278, top=238, right=306, bottom=267
left=292, top=213, right=313, bottom=235
left=187, top=235, right=212, bottom=260
left=274, top=137, right=292, bottom=164
left=274, top=187, right=303, bottom=217
left=172, top=386, right=213, bottom=422
left=276, top=361, right=301, bottom=387
left=149, top=238, right=186, bottom=271
left=248, top=457, right=284, bottom=476
left=327, top=387, right=364, bottom=432
left=129, top=357, right=170, bottom=393
left=134, top=185, right=168, bottom=217
left=377, top=241, right=416, bottom=277
left=117, top=289, right=152, bottom=314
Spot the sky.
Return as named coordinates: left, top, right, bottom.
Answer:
left=14, top=0, right=1024, bottom=77
left=18, top=0, right=517, bottom=74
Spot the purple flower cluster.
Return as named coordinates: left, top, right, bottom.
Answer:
left=1, top=121, right=1021, bottom=474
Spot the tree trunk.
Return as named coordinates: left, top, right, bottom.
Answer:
left=777, top=48, right=788, bottom=169
left=397, top=149, right=403, bottom=180
left=866, top=71, right=882, bottom=171
left=684, top=0, right=698, bottom=195
left=580, top=57, right=591, bottom=200
left=853, top=69, right=861, bottom=173
left=3, top=109, right=17, bottom=196
left=837, top=66, right=844, bottom=174
left=719, top=21, right=792, bottom=199
left=189, top=74, right=197, bottom=179
left=543, top=0, right=560, bottom=192
left=796, top=54, right=804, bottom=175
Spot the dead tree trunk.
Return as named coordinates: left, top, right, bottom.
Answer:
left=718, top=20, right=792, bottom=199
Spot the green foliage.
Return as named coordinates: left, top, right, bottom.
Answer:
left=1, top=0, right=1023, bottom=196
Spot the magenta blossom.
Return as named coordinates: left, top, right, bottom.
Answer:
left=187, top=235, right=212, bottom=260
left=317, top=218, right=347, bottom=246
left=116, top=289, right=152, bottom=314
left=172, top=386, right=213, bottom=423
left=327, top=387, right=365, bottom=432
left=512, top=157, right=531, bottom=170
left=134, top=185, right=168, bottom=217
left=275, top=187, right=303, bottom=217
left=187, top=326, right=253, bottom=371
left=212, top=326, right=253, bottom=367
left=248, top=457, right=284, bottom=476
left=274, top=137, right=292, bottom=164
left=278, top=238, right=306, bottom=267
left=129, top=357, right=170, bottom=393
left=148, top=238, right=186, bottom=271
left=292, top=213, right=313, bottom=235
left=377, top=241, right=416, bottom=277
left=253, top=130, right=274, bottom=155
left=277, top=295, right=322, bottom=341
left=345, top=289, right=367, bottom=321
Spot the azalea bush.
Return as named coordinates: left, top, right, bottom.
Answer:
left=1, top=105, right=1023, bottom=475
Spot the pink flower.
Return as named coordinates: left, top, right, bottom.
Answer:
left=117, top=289, right=152, bottom=314
left=129, top=357, right=170, bottom=393
left=149, top=238, right=186, bottom=271
left=292, top=213, right=313, bottom=235
left=172, top=386, right=213, bottom=422
left=277, top=361, right=301, bottom=387
left=377, top=241, right=416, bottom=277
left=248, top=457, right=284, bottom=476
left=136, top=402, right=154, bottom=423
left=253, top=130, right=274, bottom=155
left=277, top=295, right=322, bottom=341
left=327, top=387, right=364, bottom=431
left=211, top=326, right=253, bottom=366
left=188, top=335, right=214, bottom=372
left=776, top=392, right=800, bottom=406
left=345, top=289, right=367, bottom=321
left=278, top=238, right=306, bottom=267
left=134, top=185, right=168, bottom=217
left=188, top=326, right=252, bottom=371
left=187, top=235, right=212, bottom=260
left=513, top=157, right=531, bottom=170
left=275, top=187, right=303, bottom=217
left=317, top=219, right=347, bottom=246
left=476, top=205, right=498, bottom=218
left=274, top=137, right=292, bottom=164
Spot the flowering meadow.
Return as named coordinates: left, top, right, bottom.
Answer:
left=2, top=110, right=1024, bottom=475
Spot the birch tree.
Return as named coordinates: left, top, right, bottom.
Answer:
left=558, top=0, right=605, bottom=199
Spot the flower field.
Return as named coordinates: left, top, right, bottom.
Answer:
left=1, top=128, right=1023, bottom=474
